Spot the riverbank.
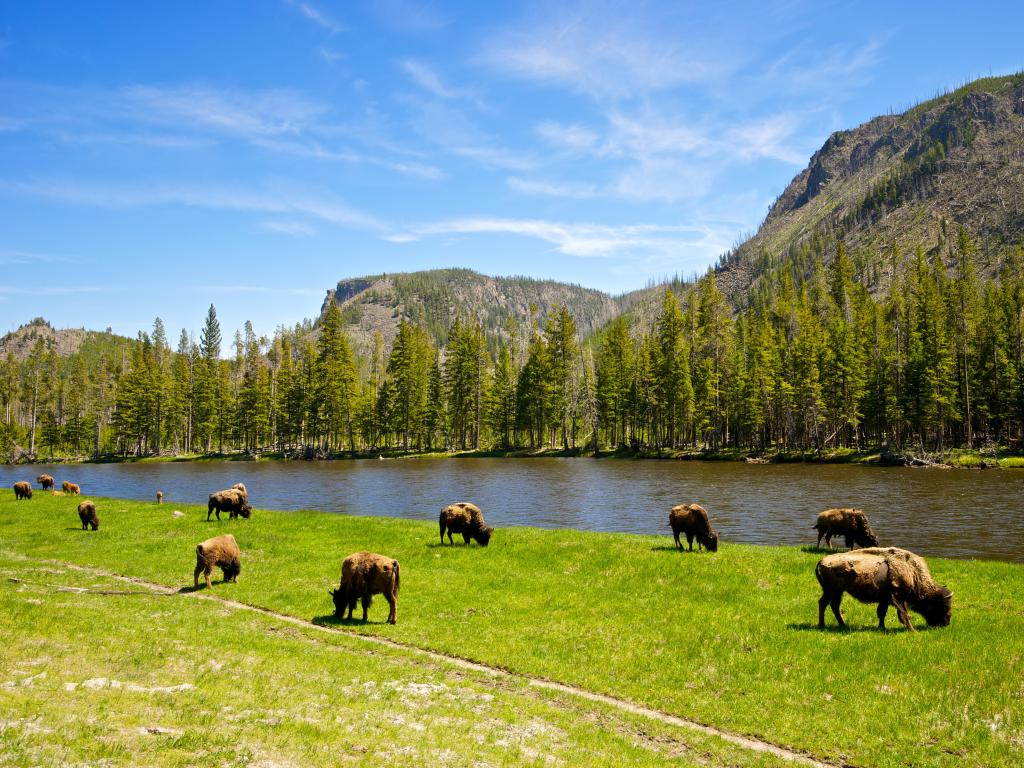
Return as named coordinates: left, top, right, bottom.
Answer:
left=2, top=491, right=1020, bottom=767
left=11, top=443, right=1024, bottom=469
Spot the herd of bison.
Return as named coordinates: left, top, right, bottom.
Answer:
left=11, top=473, right=953, bottom=632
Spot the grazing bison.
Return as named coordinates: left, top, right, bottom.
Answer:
left=330, top=552, right=400, bottom=624
left=207, top=489, right=252, bottom=521
left=77, top=500, right=99, bottom=531
left=156, top=490, right=164, bottom=504
left=669, top=503, right=719, bottom=552
left=194, top=534, right=241, bottom=589
left=51, top=490, right=65, bottom=497
left=813, top=508, right=879, bottom=550
left=13, top=481, right=33, bottom=500
left=439, top=502, right=493, bottom=546
left=816, top=547, right=952, bottom=631
left=37, top=474, right=55, bottom=490
left=62, top=481, right=81, bottom=495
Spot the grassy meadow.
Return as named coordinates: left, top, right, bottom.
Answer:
left=1, top=489, right=1022, bottom=767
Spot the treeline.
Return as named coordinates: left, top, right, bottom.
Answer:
left=3, top=228, right=1024, bottom=460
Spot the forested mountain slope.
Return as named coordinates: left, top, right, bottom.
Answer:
left=715, top=72, right=1024, bottom=304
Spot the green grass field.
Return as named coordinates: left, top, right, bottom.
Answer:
left=2, top=490, right=1022, bottom=767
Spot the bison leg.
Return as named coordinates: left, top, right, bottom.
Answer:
left=829, top=594, right=845, bottom=627
left=824, top=532, right=833, bottom=550
left=892, top=597, right=915, bottom=632
left=672, top=529, right=681, bottom=550
left=440, top=521, right=446, bottom=545
left=686, top=533, right=694, bottom=551
left=361, top=594, right=372, bottom=622
left=818, top=592, right=830, bottom=628
left=447, top=530, right=454, bottom=545
left=844, top=534, right=854, bottom=549
left=462, top=531, right=471, bottom=545
left=193, top=562, right=204, bottom=589
left=876, top=601, right=889, bottom=629
left=385, top=591, right=397, bottom=625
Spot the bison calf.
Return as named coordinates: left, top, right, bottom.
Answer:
left=13, top=481, right=33, bottom=500
left=207, top=489, right=252, bottom=521
left=330, top=552, right=400, bottom=624
left=77, top=500, right=99, bottom=531
left=439, top=502, right=493, bottom=546
left=156, top=490, right=164, bottom=504
left=194, top=534, right=241, bottom=589
left=813, top=508, right=878, bottom=550
left=37, top=474, right=55, bottom=490
left=816, top=547, right=952, bottom=631
left=62, top=481, right=80, bottom=495
left=669, top=503, right=719, bottom=552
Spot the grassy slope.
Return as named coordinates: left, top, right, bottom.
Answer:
left=0, top=556, right=786, bottom=768
left=1, top=491, right=1022, bottom=767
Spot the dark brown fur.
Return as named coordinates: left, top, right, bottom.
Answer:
left=669, top=504, right=719, bottom=552
left=13, top=481, right=32, bottom=500
left=194, top=534, right=241, bottom=589
left=813, top=508, right=879, bottom=549
left=37, top=474, right=55, bottom=490
left=816, top=547, right=953, bottom=631
left=156, top=490, right=164, bottom=504
left=207, top=489, right=252, bottom=521
left=439, top=502, right=493, bottom=546
left=77, top=500, right=99, bottom=531
left=330, top=552, right=400, bottom=624
left=62, top=481, right=81, bottom=495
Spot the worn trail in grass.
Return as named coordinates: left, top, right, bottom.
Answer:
left=2, top=491, right=1022, bottom=767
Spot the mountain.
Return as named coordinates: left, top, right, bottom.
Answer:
left=0, top=318, right=131, bottom=362
left=716, top=72, right=1024, bottom=303
left=319, top=268, right=622, bottom=354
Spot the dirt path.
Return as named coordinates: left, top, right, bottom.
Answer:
left=16, top=556, right=840, bottom=768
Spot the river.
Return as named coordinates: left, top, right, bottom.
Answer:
left=3, top=458, right=1021, bottom=561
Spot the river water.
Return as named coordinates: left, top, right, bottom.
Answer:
left=3, top=458, right=1021, bottom=561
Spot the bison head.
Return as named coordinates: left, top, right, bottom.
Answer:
left=705, top=531, right=719, bottom=552
left=222, top=561, right=241, bottom=582
left=920, top=586, right=953, bottom=627
left=239, top=503, right=252, bottom=519
left=474, top=525, right=494, bottom=546
left=329, top=587, right=346, bottom=616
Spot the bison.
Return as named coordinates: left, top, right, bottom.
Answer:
left=439, top=502, right=493, bottom=546
left=814, top=508, right=879, bottom=550
left=816, top=547, right=953, bottom=631
left=330, top=552, right=400, bottom=624
left=13, top=481, right=32, bottom=500
left=669, top=503, right=719, bottom=552
left=77, top=500, right=99, bottom=531
left=156, top=490, right=164, bottom=504
left=37, top=474, right=55, bottom=490
left=231, top=482, right=248, bottom=501
left=194, top=534, right=241, bottom=589
left=207, top=489, right=252, bottom=521
left=62, top=481, right=81, bottom=495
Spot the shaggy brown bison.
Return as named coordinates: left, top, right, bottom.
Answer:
left=439, top=502, right=493, bottom=546
left=813, top=508, right=879, bottom=550
left=77, top=500, right=99, bottom=531
left=62, top=481, right=81, bottom=495
left=156, top=490, right=164, bottom=504
left=669, top=503, right=719, bottom=552
left=37, top=474, right=55, bottom=490
left=194, top=534, right=241, bottom=589
left=13, top=481, right=32, bottom=500
left=330, top=552, right=400, bottom=624
left=207, top=489, right=252, bottom=521
left=816, top=547, right=952, bottom=631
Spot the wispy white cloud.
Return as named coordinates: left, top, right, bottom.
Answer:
left=260, top=219, right=315, bottom=237
left=507, top=176, right=598, bottom=199
left=399, top=58, right=458, bottom=99
left=318, top=46, right=346, bottom=64
left=372, top=0, right=449, bottom=33
left=535, top=121, right=600, bottom=153
left=0, top=249, right=80, bottom=265
left=2, top=177, right=385, bottom=231
left=286, top=0, right=344, bottom=34
left=388, top=217, right=729, bottom=261
left=478, top=6, right=727, bottom=100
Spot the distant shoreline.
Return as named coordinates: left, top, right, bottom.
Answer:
left=10, top=445, right=1024, bottom=469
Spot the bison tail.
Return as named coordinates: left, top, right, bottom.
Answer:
left=393, top=560, right=400, bottom=594
left=196, top=544, right=204, bottom=558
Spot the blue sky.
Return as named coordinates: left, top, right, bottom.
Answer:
left=1, top=1, right=1022, bottom=345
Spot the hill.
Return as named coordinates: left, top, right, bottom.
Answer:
left=715, top=72, right=1024, bottom=303
left=319, top=268, right=622, bottom=354
left=0, top=317, right=131, bottom=362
